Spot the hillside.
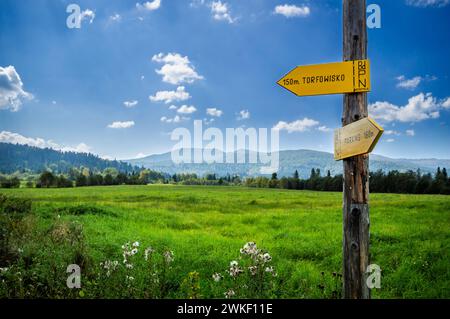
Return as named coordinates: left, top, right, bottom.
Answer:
left=126, top=149, right=450, bottom=178
left=0, top=142, right=138, bottom=174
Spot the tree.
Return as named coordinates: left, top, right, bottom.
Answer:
left=38, top=171, right=56, bottom=188
left=76, top=174, right=87, bottom=187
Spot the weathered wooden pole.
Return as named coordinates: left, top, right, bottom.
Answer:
left=342, top=0, right=370, bottom=299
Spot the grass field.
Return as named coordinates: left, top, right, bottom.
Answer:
left=1, top=185, right=449, bottom=299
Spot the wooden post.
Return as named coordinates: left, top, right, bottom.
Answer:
left=342, top=0, right=370, bottom=299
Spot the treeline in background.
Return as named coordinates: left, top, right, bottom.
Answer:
left=1, top=166, right=449, bottom=195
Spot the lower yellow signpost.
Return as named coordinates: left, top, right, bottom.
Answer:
left=334, top=117, right=384, bottom=160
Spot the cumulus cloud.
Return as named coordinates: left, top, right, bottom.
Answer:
left=386, top=138, right=395, bottom=143
left=396, top=75, right=422, bottom=90
left=406, top=0, right=449, bottom=7
left=160, top=115, right=189, bottom=123
left=317, top=126, right=331, bottom=132
left=396, top=75, right=436, bottom=90
left=0, top=131, right=91, bottom=153
left=123, top=100, right=138, bottom=108
left=442, top=97, right=450, bottom=109
left=177, top=105, right=197, bottom=114
left=136, top=0, right=161, bottom=11
left=384, top=130, right=401, bottom=136
left=203, top=118, right=215, bottom=126
left=237, top=109, right=250, bottom=120
left=206, top=107, right=223, bottom=117
left=369, top=93, right=450, bottom=123
left=210, top=1, right=236, bottom=23
left=109, top=13, right=122, bottom=22
left=80, top=9, right=95, bottom=24
left=152, top=53, right=203, bottom=85
left=273, top=118, right=319, bottom=133
left=107, top=121, right=135, bottom=129
left=149, top=86, right=191, bottom=104
left=406, top=129, right=415, bottom=136
left=0, top=66, right=33, bottom=111
left=274, top=4, right=310, bottom=18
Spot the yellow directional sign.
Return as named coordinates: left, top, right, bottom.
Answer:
left=277, top=60, right=370, bottom=97
left=334, top=117, right=383, bottom=161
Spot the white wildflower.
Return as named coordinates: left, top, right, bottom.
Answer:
left=248, top=265, right=258, bottom=276
left=224, top=289, right=235, bottom=299
left=212, top=273, right=222, bottom=282
left=163, top=250, right=174, bottom=264
left=229, top=261, right=243, bottom=277
left=262, top=253, right=272, bottom=263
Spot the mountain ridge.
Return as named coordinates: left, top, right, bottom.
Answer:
left=125, top=148, right=450, bottom=178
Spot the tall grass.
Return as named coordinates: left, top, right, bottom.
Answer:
left=0, top=185, right=449, bottom=298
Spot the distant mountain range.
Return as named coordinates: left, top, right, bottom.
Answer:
left=125, top=149, right=450, bottom=178
left=1, top=142, right=449, bottom=178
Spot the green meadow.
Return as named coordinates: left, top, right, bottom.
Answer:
left=1, top=185, right=449, bottom=299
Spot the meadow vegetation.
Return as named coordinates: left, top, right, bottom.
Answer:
left=0, top=185, right=449, bottom=298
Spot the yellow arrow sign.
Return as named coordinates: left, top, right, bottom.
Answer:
left=334, top=117, right=383, bottom=161
left=277, top=60, right=371, bottom=97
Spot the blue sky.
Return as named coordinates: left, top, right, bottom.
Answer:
left=1, top=0, right=450, bottom=160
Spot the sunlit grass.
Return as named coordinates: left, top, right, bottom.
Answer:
left=1, top=185, right=449, bottom=298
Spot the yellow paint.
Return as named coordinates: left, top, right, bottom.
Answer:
left=277, top=60, right=371, bottom=97
left=334, top=117, right=383, bottom=160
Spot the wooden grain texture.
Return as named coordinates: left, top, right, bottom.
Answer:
left=342, top=0, right=370, bottom=299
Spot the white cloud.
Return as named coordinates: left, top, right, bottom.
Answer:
left=203, top=118, right=215, bottom=125
left=136, top=0, right=161, bottom=11
left=149, top=86, right=191, bottom=104
left=0, top=131, right=91, bottom=153
left=396, top=75, right=422, bottom=90
left=274, top=4, right=310, bottom=18
left=384, top=130, right=401, bottom=136
left=237, top=109, right=250, bottom=120
left=369, top=93, right=450, bottom=123
left=160, top=115, right=189, bottom=123
left=386, top=138, right=395, bottom=143
left=210, top=1, right=236, bottom=23
left=152, top=53, right=203, bottom=85
left=135, top=152, right=148, bottom=159
left=317, top=126, right=331, bottom=132
left=109, top=13, right=122, bottom=22
left=80, top=9, right=95, bottom=24
left=177, top=105, right=197, bottom=114
left=168, top=104, right=177, bottom=110
left=273, top=118, right=319, bottom=133
left=107, top=121, right=135, bottom=129
left=442, top=97, right=450, bottom=109
left=406, top=0, right=449, bottom=7
left=206, top=107, right=223, bottom=117
left=406, top=129, right=415, bottom=136
left=0, top=66, right=33, bottom=111
left=123, top=100, right=138, bottom=108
